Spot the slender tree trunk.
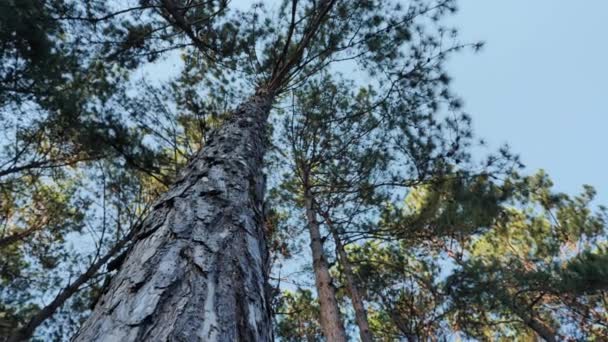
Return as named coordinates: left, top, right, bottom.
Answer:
left=323, top=215, right=373, bottom=342
left=74, top=93, right=274, bottom=342
left=303, top=187, right=347, bottom=342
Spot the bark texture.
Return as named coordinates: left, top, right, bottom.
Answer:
left=304, top=191, right=347, bottom=342
left=74, top=94, right=273, bottom=342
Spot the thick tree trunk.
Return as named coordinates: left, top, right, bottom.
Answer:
left=303, top=189, right=347, bottom=342
left=323, top=216, right=373, bottom=342
left=74, top=94, right=274, bottom=342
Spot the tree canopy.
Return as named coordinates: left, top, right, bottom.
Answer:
left=0, top=0, right=605, bottom=341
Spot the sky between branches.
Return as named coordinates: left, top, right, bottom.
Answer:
left=145, top=0, right=608, bottom=204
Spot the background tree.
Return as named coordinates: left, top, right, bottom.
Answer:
left=445, top=172, right=608, bottom=340
left=273, top=65, right=473, bottom=337
left=348, top=170, right=607, bottom=340
left=270, top=11, right=490, bottom=333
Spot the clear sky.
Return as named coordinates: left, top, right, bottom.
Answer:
left=446, top=0, right=608, bottom=204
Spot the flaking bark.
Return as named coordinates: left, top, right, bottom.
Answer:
left=74, top=94, right=274, bottom=342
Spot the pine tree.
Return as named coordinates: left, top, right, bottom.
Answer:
left=349, top=170, right=607, bottom=340
left=446, top=172, right=608, bottom=340
left=71, top=0, right=466, bottom=340
left=274, top=65, right=474, bottom=340
left=4, top=1, right=605, bottom=341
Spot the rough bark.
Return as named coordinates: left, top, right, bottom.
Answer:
left=323, top=215, right=373, bottom=342
left=74, top=94, right=274, bottom=342
left=303, top=189, right=347, bottom=342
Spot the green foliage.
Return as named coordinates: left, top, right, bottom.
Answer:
left=0, top=1, right=234, bottom=339
left=378, top=172, right=510, bottom=244
left=561, top=249, right=608, bottom=295
left=274, top=289, right=324, bottom=342
left=444, top=172, right=608, bottom=340
left=302, top=169, right=607, bottom=341
left=347, top=241, right=447, bottom=340
left=0, top=1, right=605, bottom=341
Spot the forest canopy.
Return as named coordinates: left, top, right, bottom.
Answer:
left=0, top=0, right=606, bottom=341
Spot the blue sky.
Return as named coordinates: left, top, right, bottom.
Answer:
left=447, top=0, right=608, bottom=204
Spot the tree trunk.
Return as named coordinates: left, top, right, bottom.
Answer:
left=74, top=94, right=274, bottom=342
left=303, top=189, right=347, bottom=342
left=323, top=215, right=373, bottom=342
